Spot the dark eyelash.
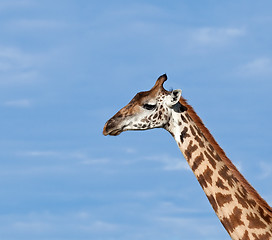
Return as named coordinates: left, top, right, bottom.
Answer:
left=143, top=103, right=156, bottom=110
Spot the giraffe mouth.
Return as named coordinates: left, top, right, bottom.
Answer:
left=108, top=129, right=122, bottom=136
left=103, top=122, right=127, bottom=136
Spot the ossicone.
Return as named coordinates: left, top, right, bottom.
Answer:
left=158, top=73, right=167, bottom=82
left=151, top=73, right=168, bottom=91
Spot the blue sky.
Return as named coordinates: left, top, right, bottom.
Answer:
left=1, top=1, right=272, bottom=239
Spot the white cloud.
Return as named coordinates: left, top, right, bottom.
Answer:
left=0, top=46, right=32, bottom=69
left=4, top=99, right=32, bottom=107
left=22, top=150, right=60, bottom=157
left=191, top=27, right=245, bottom=45
left=81, top=158, right=109, bottom=165
left=238, top=57, right=272, bottom=78
left=145, top=154, right=190, bottom=171
left=157, top=216, right=224, bottom=237
left=0, top=211, right=119, bottom=236
left=21, top=150, right=110, bottom=165
left=0, top=46, right=39, bottom=85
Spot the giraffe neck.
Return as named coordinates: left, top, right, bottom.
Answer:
left=165, top=101, right=272, bottom=240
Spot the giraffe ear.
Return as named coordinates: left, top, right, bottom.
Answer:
left=166, top=89, right=182, bottom=107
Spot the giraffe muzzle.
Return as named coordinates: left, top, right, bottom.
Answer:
left=103, top=118, right=127, bottom=136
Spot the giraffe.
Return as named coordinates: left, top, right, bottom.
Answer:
left=103, top=74, right=272, bottom=240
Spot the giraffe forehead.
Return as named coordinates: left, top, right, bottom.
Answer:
left=129, top=90, right=167, bottom=105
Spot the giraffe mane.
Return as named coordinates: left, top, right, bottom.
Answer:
left=179, top=96, right=272, bottom=215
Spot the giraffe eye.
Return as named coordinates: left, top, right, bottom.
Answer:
left=143, top=103, right=156, bottom=110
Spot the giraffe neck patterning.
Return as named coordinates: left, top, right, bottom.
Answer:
left=103, top=74, right=272, bottom=240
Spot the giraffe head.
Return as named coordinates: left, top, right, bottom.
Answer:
left=103, top=74, right=182, bottom=136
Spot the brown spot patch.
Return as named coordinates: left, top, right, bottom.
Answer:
left=197, top=174, right=207, bottom=189
left=208, top=144, right=214, bottom=152
left=235, top=186, right=256, bottom=209
left=252, top=232, right=272, bottom=240
left=184, top=140, right=198, bottom=160
left=190, top=126, right=196, bottom=136
left=218, top=165, right=238, bottom=188
left=216, top=178, right=229, bottom=190
left=191, top=153, right=204, bottom=171
left=185, top=113, right=193, bottom=122
left=216, top=192, right=232, bottom=207
left=180, top=127, right=190, bottom=143
left=204, top=151, right=217, bottom=169
left=194, top=125, right=202, bottom=136
left=258, top=206, right=272, bottom=224
left=197, top=167, right=214, bottom=189
left=181, top=114, right=188, bottom=123
left=241, top=230, right=250, bottom=240
left=207, top=147, right=221, bottom=162
left=247, top=212, right=267, bottom=229
left=202, top=166, right=213, bottom=186
left=195, top=135, right=204, bottom=148
left=221, top=206, right=244, bottom=233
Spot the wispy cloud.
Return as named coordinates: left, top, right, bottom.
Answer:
left=4, top=99, right=32, bottom=107
left=145, top=154, right=190, bottom=171
left=0, top=46, right=32, bottom=70
left=79, top=220, right=119, bottom=232
left=0, top=211, right=120, bottom=236
left=0, top=46, right=39, bottom=85
left=81, top=158, right=109, bottom=165
left=237, top=57, right=272, bottom=78
left=156, top=216, right=223, bottom=237
left=191, top=27, right=245, bottom=46
left=22, top=151, right=60, bottom=157
left=21, top=150, right=109, bottom=165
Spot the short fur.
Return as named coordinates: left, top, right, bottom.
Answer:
left=179, top=96, right=272, bottom=215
